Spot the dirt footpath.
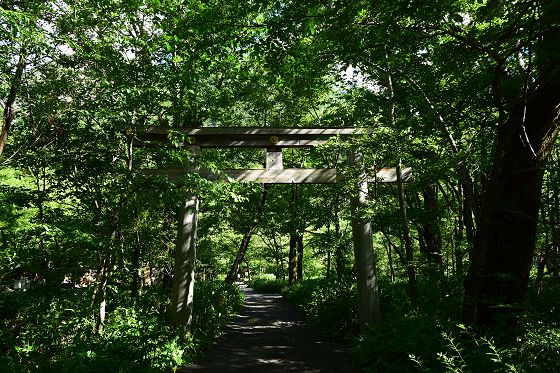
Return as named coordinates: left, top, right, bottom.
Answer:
left=179, top=284, right=354, bottom=372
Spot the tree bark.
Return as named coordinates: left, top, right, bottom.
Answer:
left=96, top=253, right=111, bottom=334
left=382, top=234, right=396, bottom=283
left=0, top=51, right=25, bottom=159
left=225, top=184, right=270, bottom=284
left=349, top=150, right=381, bottom=330
left=420, top=184, right=443, bottom=265
left=462, top=34, right=560, bottom=326
left=397, top=164, right=418, bottom=304
left=288, top=233, right=297, bottom=285
left=171, top=195, right=199, bottom=336
left=297, top=233, right=304, bottom=281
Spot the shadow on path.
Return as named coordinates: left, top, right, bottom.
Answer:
left=179, top=284, right=353, bottom=372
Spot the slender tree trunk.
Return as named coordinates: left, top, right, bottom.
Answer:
left=397, top=164, right=418, bottom=303
left=326, top=249, right=331, bottom=278
left=96, top=252, right=112, bottom=334
left=297, top=234, right=303, bottom=281
left=334, top=198, right=345, bottom=281
left=288, top=183, right=299, bottom=285
left=245, top=259, right=251, bottom=282
left=349, top=150, right=381, bottom=330
left=535, top=233, right=547, bottom=295
left=453, top=185, right=467, bottom=279
left=131, top=219, right=141, bottom=299
left=420, top=184, right=445, bottom=288
left=382, top=231, right=405, bottom=265
left=0, top=51, right=25, bottom=159
left=383, top=234, right=395, bottom=283
left=288, top=233, right=297, bottom=285
left=171, top=195, right=199, bottom=336
left=225, top=184, right=270, bottom=284
left=421, top=184, right=443, bottom=266
left=272, top=234, right=283, bottom=279
left=550, top=190, right=560, bottom=280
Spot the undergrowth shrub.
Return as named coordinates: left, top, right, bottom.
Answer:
left=0, top=280, right=243, bottom=372
left=247, top=274, right=286, bottom=293
left=283, top=278, right=358, bottom=341
left=354, top=276, right=560, bottom=372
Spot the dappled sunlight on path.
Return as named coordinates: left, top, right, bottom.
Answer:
left=179, top=284, right=353, bottom=372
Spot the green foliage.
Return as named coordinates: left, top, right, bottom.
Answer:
left=283, top=278, right=358, bottom=342
left=354, top=313, right=444, bottom=372
left=353, top=277, right=560, bottom=373
left=0, top=281, right=243, bottom=372
left=192, top=280, right=245, bottom=345
left=247, top=274, right=287, bottom=293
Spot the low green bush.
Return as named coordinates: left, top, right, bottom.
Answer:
left=247, top=274, right=287, bottom=293
left=283, top=278, right=358, bottom=341
left=0, top=280, right=243, bottom=372
left=353, top=276, right=560, bottom=373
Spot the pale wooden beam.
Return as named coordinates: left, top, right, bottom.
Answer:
left=138, top=127, right=374, bottom=148
left=143, top=167, right=413, bottom=184
left=143, top=126, right=373, bottom=136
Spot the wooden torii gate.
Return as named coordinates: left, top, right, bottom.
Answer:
left=137, top=127, right=412, bottom=334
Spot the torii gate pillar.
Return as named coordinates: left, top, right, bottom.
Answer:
left=171, top=194, right=199, bottom=335
left=349, top=150, right=382, bottom=330
left=171, top=146, right=200, bottom=335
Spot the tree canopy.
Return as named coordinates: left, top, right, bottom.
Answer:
left=1, top=0, right=559, bottom=371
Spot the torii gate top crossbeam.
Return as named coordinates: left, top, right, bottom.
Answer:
left=140, top=127, right=373, bottom=148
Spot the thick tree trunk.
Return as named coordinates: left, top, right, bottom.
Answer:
left=0, top=52, right=25, bottom=159
left=349, top=150, right=381, bottom=330
left=225, top=184, right=270, bottom=284
left=171, top=195, right=199, bottom=336
left=463, top=54, right=560, bottom=326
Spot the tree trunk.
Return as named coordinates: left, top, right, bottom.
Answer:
left=349, top=150, right=381, bottom=330
left=334, top=198, right=345, bottom=281
left=131, top=207, right=141, bottom=299
left=171, top=195, right=199, bottom=336
left=421, top=184, right=443, bottom=265
left=550, top=190, right=560, bottom=280
left=288, top=233, right=297, bottom=285
left=462, top=38, right=560, bottom=326
left=245, top=259, right=251, bottom=282
left=382, top=234, right=396, bottom=283
left=96, top=253, right=111, bottom=334
left=397, top=164, right=418, bottom=303
left=297, top=233, right=303, bottom=281
left=272, top=234, right=283, bottom=280
left=131, top=230, right=141, bottom=298
left=0, top=51, right=25, bottom=159
left=225, top=184, right=270, bottom=284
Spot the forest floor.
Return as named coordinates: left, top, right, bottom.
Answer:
left=179, top=284, right=354, bottom=372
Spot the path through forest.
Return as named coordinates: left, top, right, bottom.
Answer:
left=179, top=284, right=353, bottom=372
